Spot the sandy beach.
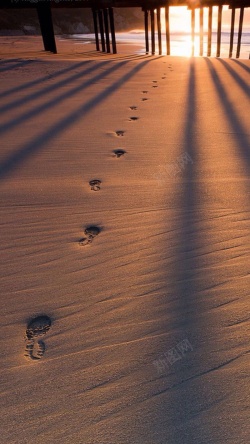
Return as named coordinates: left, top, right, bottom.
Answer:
left=0, top=36, right=250, bottom=443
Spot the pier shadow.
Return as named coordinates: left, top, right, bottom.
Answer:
left=153, top=59, right=228, bottom=443
left=161, top=58, right=211, bottom=443
left=216, top=58, right=250, bottom=94
left=231, top=59, right=250, bottom=74
left=0, top=58, right=34, bottom=73
left=0, top=60, right=106, bottom=131
left=0, top=60, right=93, bottom=100
left=0, top=56, right=156, bottom=180
left=205, top=58, right=250, bottom=170
left=153, top=56, right=250, bottom=442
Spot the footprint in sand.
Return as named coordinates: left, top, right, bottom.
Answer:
left=79, top=226, right=101, bottom=246
left=162, top=76, right=166, bottom=79
left=142, top=90, right=148, bottom=94
left=152, top=85, right=158, bottom=88
left=115, top=130, right=125, bottom=137
left=141, top=98, right=149, bottom=102
left=152, top=80, right=158, bottom=83
left=129, top=116, right=139, bottom=121
left=25, top=315, right=51, bottom=360
left=89, top=179, right=101, bottom=191
left=129, top=106, right=138, bottom=110
left=113, top=149, right=126, bottom=158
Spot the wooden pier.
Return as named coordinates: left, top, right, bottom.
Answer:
left=1, top=1, right=249, bottom=58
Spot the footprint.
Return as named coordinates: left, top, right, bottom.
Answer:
left=141, top=91, right=148, bottom=94
left=129, top=116, right=139, bottom=121
left=162, top=76, right=166, bottom=79
left=152, top=80, right=157, bottom=83
left=113, top=149, right=126, bottom=158
left=89, top=179, right=101, bottom=191
left=129, top=106, right=137, bottom=110
left=25, top=315, right=51, bottom=360
left=152, top=85, right=158, bottom=88
left=141, top=98, right=149, bottom=102
left=79, top=226, right=101, bottom=246
left=115, top=130, right=125, bottom=137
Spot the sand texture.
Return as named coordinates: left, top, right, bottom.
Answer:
left=0, top=37, right=250, bottom=444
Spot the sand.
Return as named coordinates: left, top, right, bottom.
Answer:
left=0, top=36, right=250, bottom=444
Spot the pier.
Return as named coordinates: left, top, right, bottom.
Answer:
left=1, top=1, right=249, bottom=57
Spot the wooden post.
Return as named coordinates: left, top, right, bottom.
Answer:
left=144, top=9, right=149, bottom=54
left=216, top=5, right=223, bottom=57
left=157, top=7, right=162, bottom=55
left=150, top=9, right=155, bottom=55
left=165, top=5, right=170, bottom=56
left=92, top=8, right=100, bottom=52
left=108, top=8, right=117, bottom=54
left=191, top=7, right=195, bottom=57
left=36, top=2, right=57, bottom=54
left=98, top=10, right=105, bottom=52
left=103, top=8, right=110, bottom=53
left=199, top=7, right=203, bottom=57
left=229, top=7, right=235, bottom=58
left=207, top=6, right=213, bottom=57
left=236, top=7, right=244, bottom=59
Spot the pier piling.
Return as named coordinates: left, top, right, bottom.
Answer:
left=216, top=5, right=223, bottom=57
left=207, top=6, right=213, bottom=57
left=236, top=7, right=244, bottom=58
left=191, top=7, right=195, bottom=57
left=157, top=7, right=162, bottom=55
left=150, top=9, right=155, bottom=55
left=199, top=7, right=204, bottom=57
left=229, top=7, right=235, bottom=58
left=165, top=6, right=170, bottom=56
left=144, top=9, right=149, bottom=54
left=92, top=8, right=100, bottom=51
left=36, top=2, right=57, bottom=54
left=108, top=8, right=117, bottom=54
left=103, top=8, right=110, bottom=53
left=98, top=9, right=106, bottom=52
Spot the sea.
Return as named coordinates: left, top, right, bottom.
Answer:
left=68, top=30, right=250, bottom=59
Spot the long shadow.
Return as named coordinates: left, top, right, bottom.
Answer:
left=0, top=59, right=34, bottom=73
left=0, top=57, right=154, bottom=180
left=0, top=60, right=93, bottom=100
left=217, top=58, right=250, bottom=94
left=0, top=60, right=109, bottom=126
left=231, top=59, right=250, bottom=74
left=154, top=59, right=220, bottom=443
left=0, top=55, right=160, bottom=136
left=205, top=58, right=250, bottom=169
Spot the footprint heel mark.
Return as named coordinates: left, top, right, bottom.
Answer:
left=115, top=130, right=125, bottom=137
left=141, top=98, right=149, bottom=102
left=113, top=149, right=126, bottom=158
left=89, top=179, right=101, bottom=191
left=141, top=90, right=148, bottom=94
left=152, top=85, right=158, bottom=88
left=129, top=106, right=138, bottom=110
left=79, top=226, right=101, bottom=246
left=129, top=116, right=139, bottom=121
left=25, top=315, right=51, bottom=361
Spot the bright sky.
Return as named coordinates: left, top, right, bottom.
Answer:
left=165, top=6, right=250, bottom=33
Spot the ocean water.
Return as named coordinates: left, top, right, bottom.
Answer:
left=70, top=30, right=250, bottom=59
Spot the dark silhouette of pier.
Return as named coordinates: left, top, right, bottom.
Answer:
left=1, top=1, right=249, bottom=57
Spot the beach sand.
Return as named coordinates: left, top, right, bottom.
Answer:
left=0, top=36, right=250, bottom=443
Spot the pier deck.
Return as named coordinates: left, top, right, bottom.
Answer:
left=1, top=1, right=249, bottom=57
